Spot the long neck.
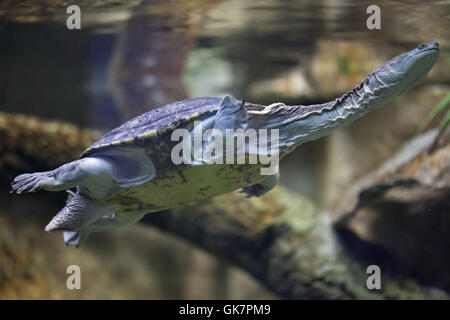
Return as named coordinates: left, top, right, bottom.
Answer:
left=251, top=73, right=392, bottom=155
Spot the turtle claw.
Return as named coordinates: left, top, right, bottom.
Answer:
left=10, top=172, right=53, bottom=194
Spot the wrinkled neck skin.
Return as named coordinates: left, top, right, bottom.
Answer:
left=248, top=42, right=439, bottom=157
left=261, top=75, right=391, bottom=155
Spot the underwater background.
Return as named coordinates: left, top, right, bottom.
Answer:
left=0, top=0, right=449, bottom=299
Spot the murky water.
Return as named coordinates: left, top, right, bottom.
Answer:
left=0, top=0, right=448, bottom=128
left=0, top=0, right=449, bottom=299
left=1, top=0, right=449, bottom=198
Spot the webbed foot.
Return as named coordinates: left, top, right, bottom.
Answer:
left=10, top=158, right=116, bottom=196
left=10, top=171, right=58, bottom=194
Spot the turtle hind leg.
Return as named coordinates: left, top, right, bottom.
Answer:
left=45, top=191, right=119, bottom=233
left=11, top=150, right=155, bottom=199
left=10, top=157, right=114, bottom=194
left=63, top=211, right=145, bottom=247
left=11, top=159, right=86, bottom=194
left=10, top=172, right=55, bottom=194
left=63, top=230, right=90, bottom=247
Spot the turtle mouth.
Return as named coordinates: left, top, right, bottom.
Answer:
left=411, top=41, right=439, bottom=60
left=403, top=45, right=439, bottom=71
left=416, top=47, right=439, bottom=55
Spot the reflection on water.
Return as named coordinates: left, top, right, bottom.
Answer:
left=0, top=0, right=449, bottom=299
left=0, top=0, right=448, bottom=127
left=1, top=0, right=448, bottom=200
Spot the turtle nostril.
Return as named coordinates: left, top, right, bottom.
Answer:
left=423, top=42, right=439, bottom=50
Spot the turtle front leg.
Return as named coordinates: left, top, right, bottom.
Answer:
left=10, top=157, right=114, bottom=194
left=240, top=173, right=279, bottom=198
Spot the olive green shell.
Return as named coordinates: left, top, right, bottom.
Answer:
left=82, top=97, right=223, bottom=157
left=83, top=97, right=266, bottom=215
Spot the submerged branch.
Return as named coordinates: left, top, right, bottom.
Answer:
left=0, top=111, right=448, bottom=299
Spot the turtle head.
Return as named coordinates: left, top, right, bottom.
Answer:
left=369, top=42, right=439, bottom=99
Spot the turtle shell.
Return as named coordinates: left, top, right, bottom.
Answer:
left=81, top=97, right=222, bottom=157
left=79, top=96, right=268, bottom=215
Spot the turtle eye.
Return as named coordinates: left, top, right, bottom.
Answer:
left=418, top=44, right=427, bottom=49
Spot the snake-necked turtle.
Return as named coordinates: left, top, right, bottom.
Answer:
left=11, top=42, right=439, bottom=246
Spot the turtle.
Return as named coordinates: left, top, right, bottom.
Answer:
left=10, top=42, right=439, bottom=246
